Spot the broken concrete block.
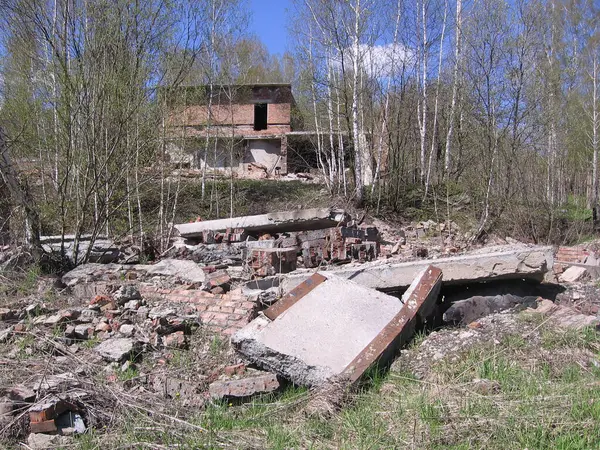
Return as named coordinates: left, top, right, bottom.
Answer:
left=140, top=259, right=206, bottom=284
left=208, top=372, right=280, bottom=400
left=27, top=432, right=72, bottom=449
left=113, top=285, right=141, bottom=305
left=94, top=338, right=138, bottom=362
left=73, top=324, right=94, bottom=340
left=276, top=245, right=553, bottom=292
left=233, top=269, right=442, bottom=387
left=119, top=324, right=135, bottom=336
left=175, top=208, right=350, bottom=238
left=559, top=266, right=588, bottom=283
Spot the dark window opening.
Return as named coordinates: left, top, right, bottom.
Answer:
left=254, top=103, right=268, bottom=131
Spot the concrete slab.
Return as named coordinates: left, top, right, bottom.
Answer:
left=232, top=267, right=442, bottom=387
left=174, top=208, right=349, bottom=238
left=248, top=245, right=553, bottom=292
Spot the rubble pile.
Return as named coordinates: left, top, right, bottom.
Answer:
left=6, top=206, right=600, bottom=446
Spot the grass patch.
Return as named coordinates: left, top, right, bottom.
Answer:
left=70, top=325, right=600, bottom=449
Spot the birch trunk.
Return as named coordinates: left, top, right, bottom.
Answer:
left=445, top=0, right=462, bottom=175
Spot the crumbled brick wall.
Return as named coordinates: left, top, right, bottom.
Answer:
left=140, top=286, right=257, bottom=336
left=555, top=247, right=593, bottom=273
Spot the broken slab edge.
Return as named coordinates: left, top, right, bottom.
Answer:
left=231, top=315, right=336, bottom=387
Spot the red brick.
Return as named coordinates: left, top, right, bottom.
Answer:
left=209, top=317, right=230, bottom=327
left=208, top=373, right=280, bottom=400
left=217, top=300, right=238, bottom=308
left=234, top=308, right=249, bottom=315
left=227, top=313, right=243, bottom=321
left=224, top=363, right=246, bottom=376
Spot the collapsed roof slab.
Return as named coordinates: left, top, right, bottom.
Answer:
left=174, top=208, right=349, bottom=238
left=245, top=245, right=553, bottom=293
left=232, top=267, right=442, bottom=387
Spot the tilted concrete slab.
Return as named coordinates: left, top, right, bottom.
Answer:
left=232, top=268, right=442, bottom=387
left=174, top=208, right=349, bottom=238
left=246, top=245, right=553, bottom=293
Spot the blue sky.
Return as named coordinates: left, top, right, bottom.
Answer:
left=248, top=0, right=291, bottom=55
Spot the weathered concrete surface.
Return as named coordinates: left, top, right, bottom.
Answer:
left=42, top=238, right=120, bottom=264
left=174, top=208, right=349, bottom=237
left=233, top=273, right=412, bottom=387
left=253, top=245, right=553, bottom=292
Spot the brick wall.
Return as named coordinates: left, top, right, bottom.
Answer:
left=140, top=286, right=257, bottom=336
left=169, top=103, right=291, bottom=128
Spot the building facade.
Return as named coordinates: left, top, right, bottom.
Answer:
left=165, top=83, right=296, bottom=178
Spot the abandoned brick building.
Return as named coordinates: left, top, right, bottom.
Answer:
left=164, top=83, right=314, bottom=178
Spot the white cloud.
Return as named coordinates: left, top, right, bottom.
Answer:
left=331, top=42, right=414, bottom=78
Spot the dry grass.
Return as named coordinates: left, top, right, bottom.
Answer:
left=2, top=311, right=600, bottom=449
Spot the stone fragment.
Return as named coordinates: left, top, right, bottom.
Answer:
left=73, top=324, right=94, bottom=340
left=124, top=300, right=141, bottom=310
left=208, top=372, right=280, bottom=400
left=95, top=322, right=112, bottom=333
left=27, top=432, right=73, bottom=449
left=0, top=308, right=15, bottom=321
left=559, top=266, right=588, bottom=283
left=529, top=300, right=598, bottom=329
left=113, top=285, right=142, bottom=305
left=119, top=324, right=135, bottom=336
left=78, top=309, right=99, bottom=322
left=163, top=331, right=186, bottom=349
left=0, top=326, right=13, bottom=343
left=8, top=385, right=36, bottom=402
left=94, top=338, right=137, bottom=362
left=443, top=295, right=539, bottom=325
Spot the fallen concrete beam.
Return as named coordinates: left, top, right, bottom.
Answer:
left=174, top=208, right=349, bottom=238
left=342, top=266, right=442, bottom=383
left=232, top=269, right=442, bottom=387
left=246, top=245, right=553, bottom=292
